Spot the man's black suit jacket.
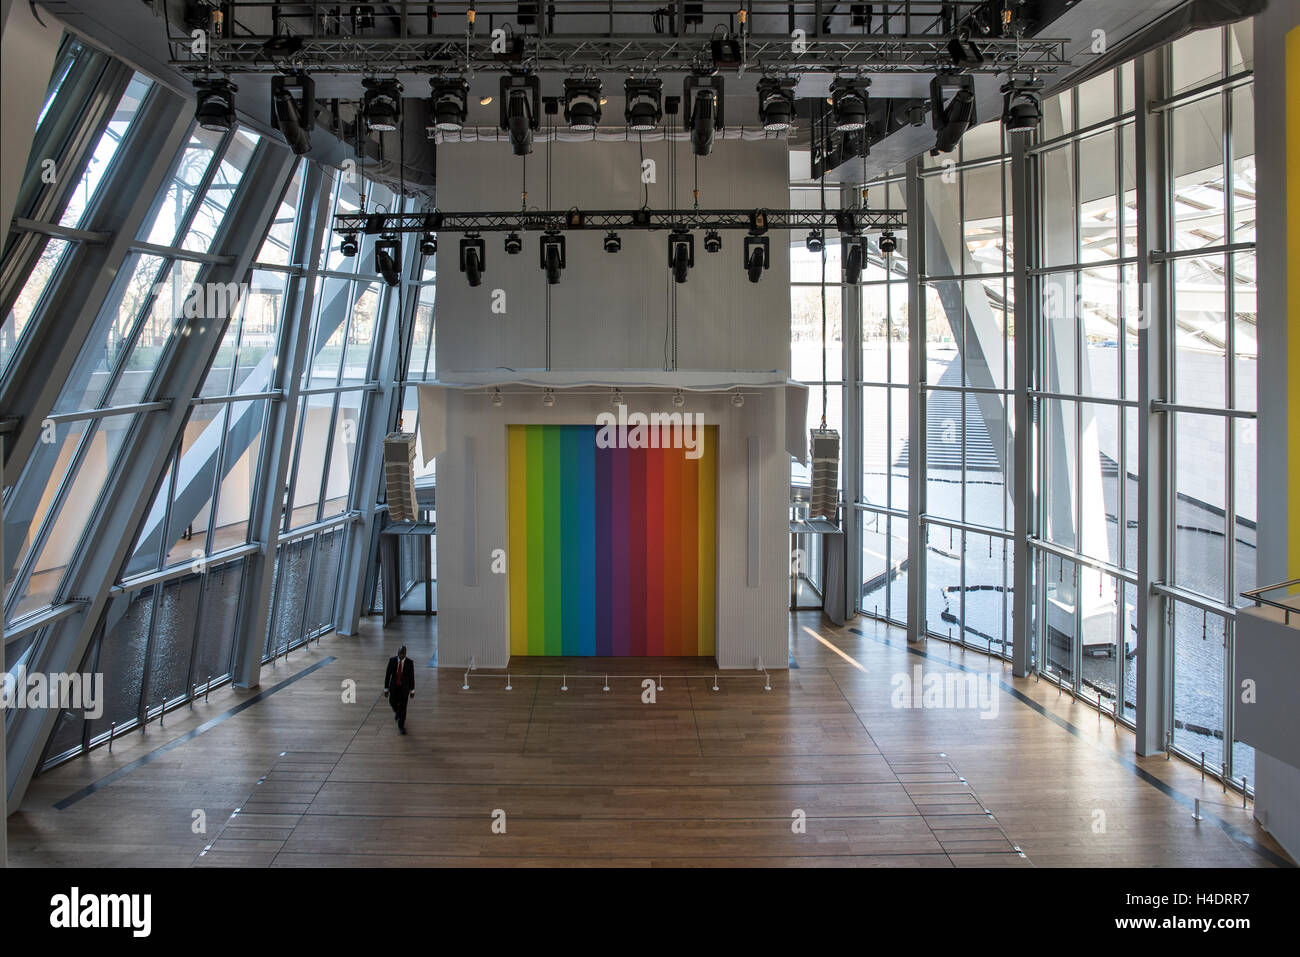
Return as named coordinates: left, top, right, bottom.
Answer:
left=385, top=656, right=415, bottom=695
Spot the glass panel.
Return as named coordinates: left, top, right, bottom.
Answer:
left=1173, top=255, right=1226, bottom=407
left=1076, top=72, right=1114, bottom=128
left=287, top=393, right=334, bottom=528
left=1234, top=417, right=1256, bottom=606
left=1041, top=398, right=1077, bottom=551
left=0, top=237, right=70, bottom=378
left=60, top=74, right=153, bottom=229
left=408, top=284, right=435, bottom=380
left=266, top=536, right=313, bottom=657
left=1078, top=130, right=1118, bottom=263
left=962, top=162, right=1005, bottom=275
left=861, top=510, right=888, bottom=617
left=340, top=281, right=380, bottom=383
left=1170, top=27, right=1224, bottom=94
left=962, top=531, right=1006, bottom=653
left=211, top=400, right=267, bottom=551
left=862, top=386, right=888, bottom=508
left=924, top=169, right=961, bottom=276
left=1231, top=85, right=1255, bottom=245
left=1233, top=251, right=1256, bottom=411
left=140, top=129, right=223, bottom=247
left=236, top=271, right=285, bottom=393
left=1041, top=88, right=1072, bottom=140
left=321, top=391, right=363, bottom=518
left=790, top=285, right=842, bottom=381
left=1121, top=581, right=1138, bottom=723
left=1172, top=601, right=1226, bottom=771
left=106, top=258, right=202, bottom=407
left=1170, top=98, right=1226, bottom=251
left=1081, top=267, right=1119, bottom=398
left=145, top=573, right=202, bottom=705
left=86, top=588, right=154, bottom=739
left=1042, top=271, right=1077, bottom=395
left=162, top=403, right=225, bottom=568
left=306, top=529, right=343, bottom=632
left=926, top=524, right=961, bottom=641
left=1173, top=413, right=1227, bottom=602
left=180, top=129, right=259, bottom=253
left=256, top=159, right=305, bottom=266
left=1040, top=145, right=1077, bottom=268
left=888, top=515, right=908, bottom=626
left=307, top=277, right=351, bottom=384
left=1043, top=554, right=1078, bottom=686
left=1080, top=402, right=1119, bottom=566
left=192, top=557, right=244, bottom=684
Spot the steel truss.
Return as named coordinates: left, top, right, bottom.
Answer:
left=174, top=34, right=1066, bottom=76
left=332, top=207, right=906, bottom=235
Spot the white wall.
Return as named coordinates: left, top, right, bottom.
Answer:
left=433, top=386, right=790, bottom=670
left=434, top=136, right=791, bottom=375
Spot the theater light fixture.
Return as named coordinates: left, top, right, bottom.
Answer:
left=672, top=390, right=686, bottom=407
left=625, top=78, right=663, bottom=132
left=843, top=235, right=868, bottom=283
left=684, top=74, right=724, bottom=157
left=668, top=229, right=694, bottom=284
left=459, top=234, right=486, bottom=286
left=757, top=76, right=796, bottom=132
left=339, top=232, right=359, bottom=257
left=878, top=230, right=897, bottom=255
left=830, top=78, right=869, bottom=133
left=743, top=235, right=770, bottom=283
left=429, top=77, right=469, bottom=132
left=270, top=73, right=314, bottom=155
left=1001, top=78, right=1043, bottom=135
left=500, top=74, right=540, bottom=155
left=806, top=230, right=824, bottom=253
left=540, top=232, right=566, bottom=284
left=563, top=77, right=602, bottom=131
left=603, top=231, right=622, bottom=253
left=703, top=230, right=723, bottom=253
left=375, top=235, right=402, bottom=287
left=929, top=74, right=977, bottom=156
left=419, top=232, right=437, bottom=256
left=504, top=231, right=523, bottom=255
left=542, top=389, right=555, bottom=407
left=362, top=77, right=402, bottom=132
left=194, top=78, right=237, bottom=133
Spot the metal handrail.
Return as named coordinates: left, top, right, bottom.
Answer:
left=1240, top=579, right=1300, bottom=625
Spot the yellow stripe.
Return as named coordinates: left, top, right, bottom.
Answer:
left=1288, top=25, right=1300, bottom=579
left=507, top=425, right=528, bottom=656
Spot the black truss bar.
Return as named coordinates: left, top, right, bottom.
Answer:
left=333, top=208, right=906, bottom=235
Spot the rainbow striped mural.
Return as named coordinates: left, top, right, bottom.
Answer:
left=507, top=424, right=717, bottom=657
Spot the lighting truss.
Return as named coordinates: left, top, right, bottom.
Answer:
left=333, top=207, right=906, bottom=236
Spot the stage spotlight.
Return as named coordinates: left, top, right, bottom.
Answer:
left=672, top=390, right=686, bottom=407
left=684, top=74, right=723, bottom=157
left=929, top=74, right=976, bottom=156
left=499, top=74, right=540, bottom=155
left=563, top=77, right=602, bottom=131
left=703, top=230, right=722, bottom=253
left=878, top=230, right=897, bottom=255
left=806, top=230, right=824, bottom=254
left=757, top=76, right=796, bottom=132
left=731, top=392, right=745, bottom=408
left=375, top=236, right=402, bottom=287
left=429, top=77, right=469, bottom=132
left=420, top=232, right=437, bottom=256
left=194, top=78, right=237, bottom=133
left=540, top=232, right=566, bottom=284
left=460, top=234, right=486, bottom=286
left=603, top=231, right=622, bottom=253
left=1001, top=79, right=1043, bottom=136
left=504, top=231, right=523, bottom=255
left=843, top=236, right=868, bottom=284
left=362, top=77, right=402, bottom=132
left=743, top=235, right=770, bottom=283
left=830, top=78, right=869, bottom=133
left=339, top=233, right=359, bottom=257
left=625, top=78, right=664, bottom=132
left=668, top=229, right=694, bottom=284
left=542, top=389, right=555, bottom=407
left=271, top=73, right=314, bottom=155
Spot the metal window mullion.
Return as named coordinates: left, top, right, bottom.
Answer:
left=282, top=394, right=312, bottom=532
left=313, top=391, right=344, bottom=525
left=905, top=157, right=926, bottom=638
left=200, top=403, right=234, bottom=561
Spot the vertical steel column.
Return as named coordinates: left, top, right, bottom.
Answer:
left=841, top=185, right=863, bottom=621
left=230, top=163, right=331, bottom=689
left=905, top=157, right=927, bottom=640
left=1134, top=51, right=1171, bottom=756
left=1010, top=132, right=1034, bottom=677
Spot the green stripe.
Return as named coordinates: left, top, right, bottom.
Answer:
left=525, top=425, right=546, bottom=655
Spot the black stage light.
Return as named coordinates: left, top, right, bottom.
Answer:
left=757, top=76, right=796, bottom=132
left=878, top=230, right=897, bottom=255
left=625, top=78, right=663, bottom=132
left=929, top=74, right=976, bottom=156
left=540, top=232, right=566, bottom=284
left=429, top=77, right=469, bottom=132
left=843, top=236, right=868, bottom=283
left=703, top=230, right=723, bottom=253
left=460, top=234, right=486, bottom=286
left=375, top=235, right=402, bottom=286
left=667, top=229, right=694, bottom=284
left=684, top=74, right=723, bottom=157
left=362, top=77, right=402, bottom=133
left=744, top=235, right=770, bottom=283
left=504, top=231, right=523, bottom=255
left=340, top=233, right=359, bottom=257
left=806, top=229, right=824, bottom=253
left=420, top=232, right=437, bottom=256
left=1001, top=79, right=1043, bottom=135
left=563, top=77, right=602, bottom=131
left=271, top=73, right=314, bottom=154
left=195, top=78, right=237, bottom=133
left=500, top=74, right=541, bottom=155
left=830, top=78, right=869, bottom=132
left=603, top=231, right=622, bottom=253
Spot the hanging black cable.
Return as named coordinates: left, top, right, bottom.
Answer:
left=819, top=102, right=828, bottom=431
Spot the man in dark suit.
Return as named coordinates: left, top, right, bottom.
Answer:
left=383, top=645, right=415, bottom=733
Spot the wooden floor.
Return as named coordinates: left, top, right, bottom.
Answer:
left=6, top=612, right=1291, bottom=867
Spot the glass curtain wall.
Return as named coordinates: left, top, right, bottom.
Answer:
left=914, top=120, right=1016, bottom=656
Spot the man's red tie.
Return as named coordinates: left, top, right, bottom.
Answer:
left=396, top=659, right=402, bottom=686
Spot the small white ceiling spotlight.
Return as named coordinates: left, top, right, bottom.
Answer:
left=491, top=388, right=503, bottom=407
left=731, top=392, right=745, bottom=408
left=612, top=388, right=625, bottom=407
left=672, top=389, right=685, bottom=407
left=542, top=388, right=555, bottom=407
